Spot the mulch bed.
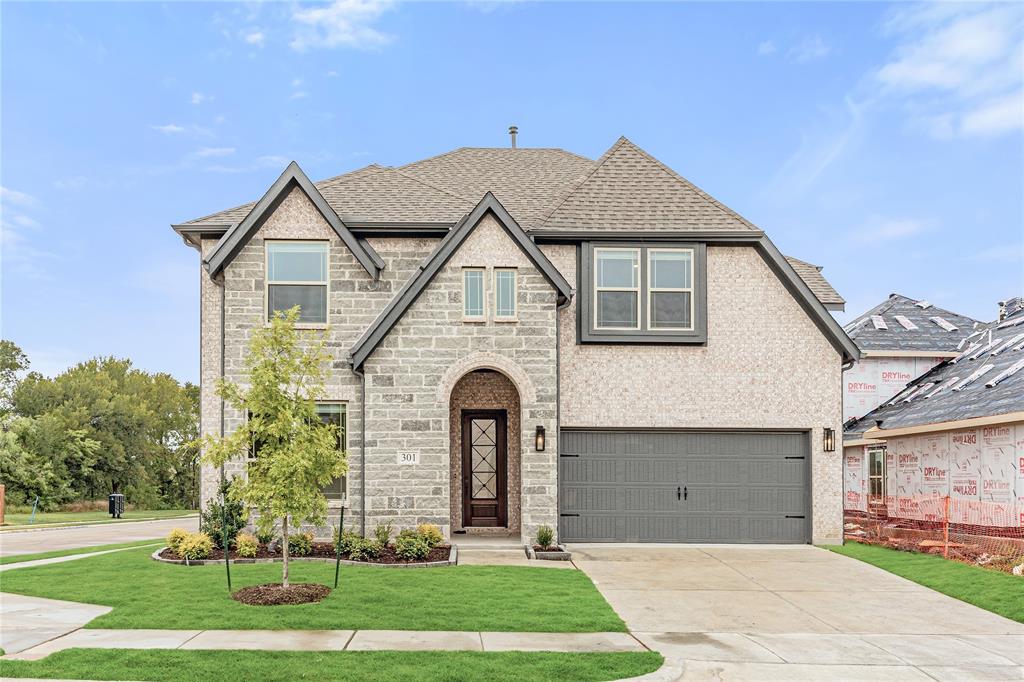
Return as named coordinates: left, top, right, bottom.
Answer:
left=231, top=583, right=330, bottom=606
left=159, top=542, right=451, bottom=564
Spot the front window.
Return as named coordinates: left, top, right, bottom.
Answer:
left=594, top=248, right=640, bottom=329
left=648, top=249, right=694, bottom=330
left=494, top=269, right=517, bottom=320
left=266, top=241, right=328, bottom=325
left=868, top=446, right=886, bottom=499
left=463, top=268, right=485, bottom=320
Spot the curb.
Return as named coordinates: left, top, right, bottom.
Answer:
left=151, top=544, right=459, bottom=569
left=1, top=515, right=198, bottom=534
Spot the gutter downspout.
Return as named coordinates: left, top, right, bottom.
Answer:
left=839, top=356, right=855, bottom=543
left=218, top=274, right=226, bottom=487
left=554, top=292, right=573, bottom=540
left=352, top=362, right=367, bottom=537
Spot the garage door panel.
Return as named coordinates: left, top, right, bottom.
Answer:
left=559, top=430, right=810, bottom=543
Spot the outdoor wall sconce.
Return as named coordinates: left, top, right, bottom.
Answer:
left=823, top=427, right=836, bottom=452
left=535, top=425, right=546, bottom=452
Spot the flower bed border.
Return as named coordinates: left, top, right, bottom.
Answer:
left=525, top=544, right=572, bottom=561
left=151, top=544, right=457, bottom=569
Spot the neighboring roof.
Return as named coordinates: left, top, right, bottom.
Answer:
left=203, top=161, right=380, bottom=279
left=538, top=137, right=756, bottom=232
left=785, top=256, right=845, bottom=310
left=350, top=193, right=573, bottom=370
left=842, top=294, right=980, bottom=354
left=845, top=300, right=1024, bottom=436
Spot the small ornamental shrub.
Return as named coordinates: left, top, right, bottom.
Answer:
left=416, top=523, right=443, bottom=547
left=254, top=517, right=277, bottom=546
left=536, top=525, right=555, bottom=550
left=235, top=533, right=259, bottom=558
left=177, top=532, right=214, bottom=560
left=347, top=538, right=383, bottom=562
left=335, top=529, right=361, bottom=554
left=395, top=534, right=431, bottom=561
left=373, top=522, right=393, bottom=547
left=200, top=480, right=248, bottom=550
left=166, top=528, right=190, bottom=553
left=289, top=531, right=314, bottom=556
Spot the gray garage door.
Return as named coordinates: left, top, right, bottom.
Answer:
left=559, top=430, right=810, bottom=543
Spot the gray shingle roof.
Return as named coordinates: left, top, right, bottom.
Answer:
left=785, top=256, right=844, bottom=307
left=843, top=294, right=981, bottom=353
left=845, top=302, right=1024, bottom=436
left=538, top=137, right=756, bottom=231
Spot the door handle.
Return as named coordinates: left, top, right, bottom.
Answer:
left=677, top=486, right=681, bottom=500
left=683, top=486, right=688, bottom=501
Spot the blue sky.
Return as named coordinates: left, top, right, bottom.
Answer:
left=2, top=1, right=1022, bottom=383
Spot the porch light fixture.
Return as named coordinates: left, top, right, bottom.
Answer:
left=535, top=425, right=546, bottom=452
left=823, top=427, right=836, bottom=452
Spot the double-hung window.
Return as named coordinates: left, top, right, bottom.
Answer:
left=581, top=242, right=706, bottom=343
left=494, top=268, right=517, bottom=320
left=463, top=268, right=485, bottom=320
left=266, top=241, right=328, bottom=325
left=248, top=403, right=346, bottom=501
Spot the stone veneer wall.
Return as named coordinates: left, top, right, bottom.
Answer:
left=362, top=215, right=559, bottom=543
left=542, top=244, right=845, bottom=544
left=199, top=186, right=438, bottom=533
left=449, top=369, right=522, bottom=535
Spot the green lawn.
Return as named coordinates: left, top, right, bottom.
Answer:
left=1, top=509, right=195, bottom=528
left=0, top=539, right=164, bottom=565
left=0, top=650, right=663, bottom=681
left=827, top=542, right=1024, bottom=623
left=0, top=546, right=625, bottom=632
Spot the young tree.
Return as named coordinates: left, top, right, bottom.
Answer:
left=201, top=307, right=346, bottom=588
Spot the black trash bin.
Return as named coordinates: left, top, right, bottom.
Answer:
left=108, top=493, right=124, bottom=519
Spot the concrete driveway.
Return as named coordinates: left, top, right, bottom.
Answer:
left=571, top=545, right=1024, bottom=681
left=0, top=516, right=198, bottom=558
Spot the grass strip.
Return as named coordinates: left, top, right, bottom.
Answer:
left=826, top=542, right=1024, bottom=623
left=0, top=546, right=626, bottom=632
left=2, top=509, right=195, bottom=528
left=0, top=649, right=663, bottom=681
left=1, top=539, right=164, bottom=565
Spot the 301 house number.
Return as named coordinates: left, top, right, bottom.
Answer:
left=397, top=452, right=419, bottom=465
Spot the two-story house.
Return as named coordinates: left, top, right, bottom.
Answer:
left=174, top=135, right=858, bottom=546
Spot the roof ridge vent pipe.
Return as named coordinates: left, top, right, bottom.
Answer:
left=508, top=125, right=518, bottom=149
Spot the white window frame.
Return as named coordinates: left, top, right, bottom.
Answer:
left=462, top=268, right=486, bottom=321
left=264, top=240, right=329, bottom=328
left=646, top=247, right=695, bottom=332
left=593, top=247, right=641, bottom=331
left=493, top=268, right=518, bottom=321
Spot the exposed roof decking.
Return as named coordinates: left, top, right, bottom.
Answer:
left=843, top=293, right=981, bottom=353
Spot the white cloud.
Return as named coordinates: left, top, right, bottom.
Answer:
left=853, top=217, right=931, bottom=244
left=191, top=92, right=209, bottom=105
left=757, top=40, right=776, bottom=56
left=971, top=242, right=1024, bottom=263
left=193, top=146, right=236, bottom=158
left=151, top=123, right=185, bottom=134
left=0, top=190, right=55, bottom=279
left=789, top=35, right=831, bottom=63
left=201, top=154, right=291, bottom=174
left=877, top=3, right=1023, bottom=138
left=292, top=78, right=304, bottom=88
left=0, top=186, right=37, bottom=207
left=290, top=0, right=395, bottom=51
left=291, top=91, right=309, bottom=100
left=326, top=69, right=340, bottom=77
left=244, top=30, right=265, bottom=47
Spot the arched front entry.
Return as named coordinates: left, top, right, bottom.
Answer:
left=449, top=369, right=522, bottom=535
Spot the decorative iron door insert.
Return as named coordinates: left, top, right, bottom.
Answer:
left=461, top=410, right=507, bottom=527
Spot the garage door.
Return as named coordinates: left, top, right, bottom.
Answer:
left=559, top=430, right=810, bottom=543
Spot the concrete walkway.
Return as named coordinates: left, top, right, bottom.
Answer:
left=0, top=544, right=162, bottom=573
left=570, top=544, right=1024, bottom=681
left=0, top=517, right=197, bottom=558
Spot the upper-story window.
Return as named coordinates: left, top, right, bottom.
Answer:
left=494, top=268, right=518, bottom=320
left=266, top=241, right=328, bottom=325
left=463, top=268, right=485, bottom=320
left=580, top=242, right=707, bottom=344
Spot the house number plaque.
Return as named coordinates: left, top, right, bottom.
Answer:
left=397, top=452, right=419, bottom=465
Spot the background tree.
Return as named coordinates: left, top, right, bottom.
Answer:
left=201, top=308, right=346, bottom=588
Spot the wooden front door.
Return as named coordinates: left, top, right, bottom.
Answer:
left=462, top=410, right=507, bottom=527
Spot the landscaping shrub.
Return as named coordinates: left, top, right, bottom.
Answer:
left=199, top=480, right=248, bottom=549
left=536, top=525, right=555, bottom=550
left=235, top=533, right=259, bottom=558
left=335, top=529, right=361, bottom=554
left=395, top=534, right=431, bottom=561
left=373, top=522, right=393, bottom=547
left=177, top=532, right=214, bottom=560
left=255, top=517, right=277, bottom=546
left=289, top=531, right=314, bottom=556
left=166, top=528, right=189, bottom=553
left=347, top=538, right=383, bottom=562
left=417, top=523, right=443, bottom=547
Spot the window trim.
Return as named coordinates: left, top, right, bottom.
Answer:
left=316, top=401, right=348, bottom=503
left=579, top=242, right=707, bottom=344
left=264, top=239, right=330, bottom=328
left=593, top=247, right=641, bottom=331
left=462, top=267, right=486, bottom=322
left=493, top=268, right=518, bottom=321
left=646, top=247, right=695, bottom=332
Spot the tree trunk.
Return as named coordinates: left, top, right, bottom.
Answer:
left=282, top=515, right=290, bottom=588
